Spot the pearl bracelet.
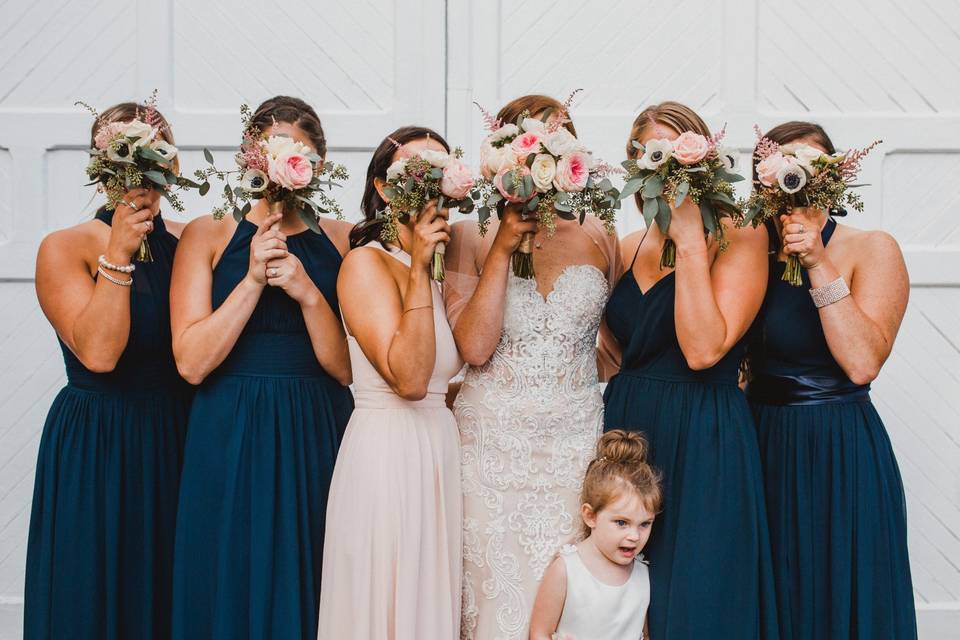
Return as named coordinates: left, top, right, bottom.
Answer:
left=809, top=276, right=850, bottom=308
left=97, top=265, right=133, bottom=287
left=98, top=254, right=135, bottom=274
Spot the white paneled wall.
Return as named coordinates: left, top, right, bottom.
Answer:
left=1, top=0, right=959, bottom=637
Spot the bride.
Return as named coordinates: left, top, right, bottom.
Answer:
left=444, top=94, right=621, bottom=640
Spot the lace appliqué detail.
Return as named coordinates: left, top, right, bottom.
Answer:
left=457, top=265, right=609, bottom=640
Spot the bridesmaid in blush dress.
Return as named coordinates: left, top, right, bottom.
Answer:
left=317, top=127, right=463, bottom=640
left=170, top=97, right=354, bottom=640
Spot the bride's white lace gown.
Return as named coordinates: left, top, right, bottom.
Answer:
left=444, top=218, right=621, bottom=640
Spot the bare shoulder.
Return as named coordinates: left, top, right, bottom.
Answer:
left=721, top=217, right=768, bottom=247
left=164, top=218, right=187, bottom=239
left=339, top=244, right=390, bottom=279
left=179, top=214, right=234, bottom=248
left=38, top=220, right=102, bottom=266
left=620, top=229, right=646, bottom=269
left=317, top=217, right=354, bottom=256
left=849, top=226, right=902, bottom=255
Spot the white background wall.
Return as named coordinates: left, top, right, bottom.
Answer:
left=0, top=0, right=958, bottom=637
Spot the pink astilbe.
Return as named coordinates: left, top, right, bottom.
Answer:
left=237, top=130, right=268, bottom=172
left=93, top=121, right=127, bottom=150
left=753, top=125, right=780, bottom=161
left=591, top=160, right=626, bottom=178
left=838, top=139, right=882, bottom=181
left=706, top=124, right=727, bottom=152
left=474, top=102, right=502, bottom=133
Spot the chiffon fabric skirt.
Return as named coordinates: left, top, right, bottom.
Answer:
left=25, top=384, right=191, bottom=640
left=752, top=399, right=918, bottom=640
left=604, top=371, right=779, bottom=639
left=172, top=370, right=352, bottom=640
left=317, top=391, right=462, bottom=640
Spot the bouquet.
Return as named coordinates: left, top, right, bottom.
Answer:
left=77, top=91, right=201, bottom=261
left=620, top=125, right=743, bottom=269
left=378, top=140, right=475, bottom=281
left=740, top=126, right=881, bottom=285
left=472, top=92, right=621, bottom=279
left=196, top=104, right=348, bottom=231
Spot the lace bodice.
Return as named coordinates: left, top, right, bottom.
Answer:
left=463, top=265, right=609, bottom=400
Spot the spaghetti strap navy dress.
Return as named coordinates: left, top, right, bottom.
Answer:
left=747, top=218, right=917, bottom=640
left=603, top=238, right=779, bottom=639
left=171, top=219, right=353, bottom=640
left=24, top=209, right=192, bottom=640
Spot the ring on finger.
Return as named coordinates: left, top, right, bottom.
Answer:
left=799, top=224, right=805, bottom=233
left=269, top=268, right=278, bottom=277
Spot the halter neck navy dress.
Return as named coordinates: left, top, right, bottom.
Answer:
left=747, top=219, right=917, bottom=639
left=603, top=239, right=779, bottom=639
left=171, top=219, right=353, bottom=640
left=24, top=209, right=192, bottom=640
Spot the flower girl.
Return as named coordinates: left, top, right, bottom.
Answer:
left=528, top=430, right=661, bottom=640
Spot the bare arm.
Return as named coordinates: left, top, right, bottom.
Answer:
left=35, top=190, right=156, bottom=372
left=451, top=205, right=538, bottom=366
left=528, top=555, right=567, bottom=640
left=671, top=202, right=768, bottom=370
left=783, top=211, right=908, bottom=384
left=170, top=211, right=285, bottom=384
left=339, top=204, right=450, bottom=399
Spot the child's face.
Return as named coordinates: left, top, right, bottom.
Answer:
left=583, top=492, right=655, bottom=566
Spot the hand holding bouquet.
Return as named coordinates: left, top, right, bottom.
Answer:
left=740, top=126, right=881, bottom=285
left=377, top=142, right=475, bottom=281
left=472, top=92, right=621, bottom=279
left=620, top=126, right=744, bottom=269
left=196, top=104, right=348, bottom=232
left=77, top=91, right=201, bottom=262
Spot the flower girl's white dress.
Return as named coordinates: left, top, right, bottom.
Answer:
left=554, top=544, right=649, bottom=640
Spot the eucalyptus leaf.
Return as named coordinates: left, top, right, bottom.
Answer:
left=232, top=205, right=243, bottom=222
left=709, top=191, right=737, bottom=207
left=557, top=210, right=577, bottom=220
left=674, top=181, right=690, bottom=207
left=429, top=167, right=444, bottom=179
left=138, top=147, right=168, bottom=163
left=203, top=148, right=214, bottom=165
left=554, top=199, right=572, bottom=213
left=241, top=201, right=252, bottom=216
left=718, top=170, right=745, bottom=183
left=700, top=200, right=717, bottom=233
left=297, top=206, right=322, bottom=233
left=655, top=197, right=671, bottom=234
left=143, top=170, right=167, bottom=186
left=642, top=197, right=659, bottom=226
left=199, top=181, right=210, bottom=196
left=620, top=178, right=644, bottom=201
left=525, top=194, right=540, bottom=212
left=631, top=140, right=643, bottom=150
left=642, top=175, right=663, bottom=199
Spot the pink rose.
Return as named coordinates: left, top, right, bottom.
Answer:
left=510, top=131, right=542, bottom=161
left=494, top=164, right=531, bottom=203
left=268, top=152, right=314, bottom=190
left=552, top=151, right=590, bottom=192
left=440, top=160, right=474, bottom=199
left=671, top=131, right=710, bottom=165
left=756, top=152, right=796, bottom=187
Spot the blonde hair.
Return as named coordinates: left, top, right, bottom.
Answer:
left=580, top=430, right=662, bottom=537
left=625, top=101, right=710, bottom=209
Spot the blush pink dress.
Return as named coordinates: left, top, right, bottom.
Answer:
left=317, top=244, right=464, bottom=640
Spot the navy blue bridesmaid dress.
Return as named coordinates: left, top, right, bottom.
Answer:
left=603, top=238, right=779, bottom=639
left=24, top=209, right=192, bottom=640
left=171, top=219, right=353, bottom=640
left=747, top=218, right=917, bottom=639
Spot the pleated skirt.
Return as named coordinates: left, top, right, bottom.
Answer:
left=751, top=399, right=917, bottom=640
left=317, top=393, right=461, bottom=640
left=171, top=373, right=352, bottom=640
left=24, top=384, right=191, bottom=640
left=604, top=372, right=780, bottom=639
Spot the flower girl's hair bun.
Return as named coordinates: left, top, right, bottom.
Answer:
left=580, top=430, right=662, bottom=536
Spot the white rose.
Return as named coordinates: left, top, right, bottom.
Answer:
left=529, top=154, right=557, bottom=192
left=487, top=123, right=519, bottom=145
left=386, top=158, right=408, bottom=182
left=780, top=143, right=824, bottom=176
left=149, top=140, right=178, bottom=162
left=521, top=117, right=546, bottom=133
left=264, top=135, right=302, bottom=159
left=123, top=120, right=155, bottom=147
left=418, top=149, right=451, bottom=168
left=542, top=128, right=583, bottom=156
left=480, top=140, right=516, bottom=179
left=637, top=138, right=673, bottom=170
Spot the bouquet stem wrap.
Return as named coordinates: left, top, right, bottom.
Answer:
left=782, top=254, right=803, bottom=286
left=513, top=228, right=536, bottom=279
left=659, top=237, right=676, bottom=270
left=432, top=241, right=446, bottom=282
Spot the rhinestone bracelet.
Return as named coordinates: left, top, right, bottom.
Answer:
left=97, top=265, right=133, bottom=287
left=809, top=276, right=850, bottom=308
left=98, top=254, right=135, bottom=274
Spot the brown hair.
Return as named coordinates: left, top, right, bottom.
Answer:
left=350, top=126, right=451, bottom=249
left=750, top=121, right=836, bottom=188
left=496, top=94, right=577, bottom=136
left=580, top=430, right=662, bottom=538
left=250, top=96, right=327, bottom=158
left=626, top=101, right=710, bottom=209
